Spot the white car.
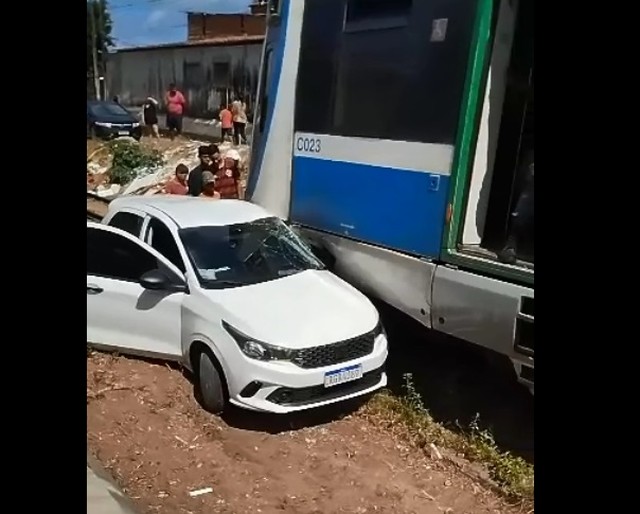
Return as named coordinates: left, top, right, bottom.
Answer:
left=87, top=196, right=388, bottom=414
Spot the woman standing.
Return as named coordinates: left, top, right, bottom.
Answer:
left=231, top=96, right=247, bottom=145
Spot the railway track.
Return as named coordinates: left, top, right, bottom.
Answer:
left=87, top=191, right=110, bottom=221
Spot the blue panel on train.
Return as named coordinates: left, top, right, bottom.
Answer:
left=291, top=156, right=449, bottom=258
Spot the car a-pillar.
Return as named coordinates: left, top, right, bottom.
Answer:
left=189, top=341, right=229, bottom=414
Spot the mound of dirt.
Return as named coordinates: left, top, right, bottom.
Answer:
left=88, top=352, right=522, bottom=514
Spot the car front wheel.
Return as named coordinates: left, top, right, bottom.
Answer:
left=196, top=350, right=226, bottom=414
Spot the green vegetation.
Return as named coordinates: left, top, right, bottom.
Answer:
left=363, top=373, right=534, bottom=502
left=108, top=140, right=164, bottom=185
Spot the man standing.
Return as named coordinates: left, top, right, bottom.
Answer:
left=143, top=97, right=160, bottom=138
left=165, top=83, right=186, bottom=139
left=188, top=144, right=219, bottom=197
left=231, top=96, right=248, bottom=145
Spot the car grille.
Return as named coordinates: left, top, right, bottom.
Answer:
left=291, top=332, right=375, bottom=369
left=266, top=367, right=384, bottom=406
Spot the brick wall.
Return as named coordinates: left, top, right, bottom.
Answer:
left=187, top=13, right=266, bottom=41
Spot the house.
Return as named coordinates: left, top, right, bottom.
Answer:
left=106, top=6, right=267, bottom=118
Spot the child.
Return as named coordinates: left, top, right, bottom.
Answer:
left=219, top=104, right=233, bottom=142
left=199, top=171, right=221, bottom=199
left=163, top=163, right=189, bottom=195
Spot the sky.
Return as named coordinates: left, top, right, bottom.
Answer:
left=109, top=0, right=253, bottom=48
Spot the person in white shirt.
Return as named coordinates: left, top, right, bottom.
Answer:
left=231, top=96, right=248, bottom=145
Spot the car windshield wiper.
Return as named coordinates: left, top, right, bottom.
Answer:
left=210, top=279, right=247, bottom=287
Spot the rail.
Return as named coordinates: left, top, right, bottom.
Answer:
left=87, top=191, right=111, bottom=221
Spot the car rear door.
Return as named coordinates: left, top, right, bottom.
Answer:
left=86, top=222, right=186, bottom=360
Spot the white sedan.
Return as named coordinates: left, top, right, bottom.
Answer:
left=87, top=196, right=388, bottom=414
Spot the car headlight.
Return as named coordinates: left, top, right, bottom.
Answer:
left=132, top=122, right=140, bottom=128
left=222, top=320, right=295, bottom=361
left=95, top=122, right=112, bottom=128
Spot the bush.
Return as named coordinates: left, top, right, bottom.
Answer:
left=109, top=140, right=164, bottom=185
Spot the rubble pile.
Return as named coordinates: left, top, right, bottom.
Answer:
left=87, top=137, right=251, bottom=199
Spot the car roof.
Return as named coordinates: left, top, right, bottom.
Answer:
left=87, top=100, right=120, bottom=107
left=109, top=196, right=274, bottom=229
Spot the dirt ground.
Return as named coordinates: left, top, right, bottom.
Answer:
left=88, top=352, right=525, bottom=514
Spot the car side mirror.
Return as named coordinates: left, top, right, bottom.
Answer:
left=139, top=269, right=187, bottom=293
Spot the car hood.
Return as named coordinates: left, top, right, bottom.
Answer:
left=203, top=270, right=379, bottom=349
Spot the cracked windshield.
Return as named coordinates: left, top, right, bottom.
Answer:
left=180, top=217, right=324, bottom=288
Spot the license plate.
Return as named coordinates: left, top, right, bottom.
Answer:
left=118, top=131, right=128, bottom=135
left=323, top=364, right=363, bottom=388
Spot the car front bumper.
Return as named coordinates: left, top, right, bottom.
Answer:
left=226, top=334, right=389, bottom=414
left=93, top=125, right=142, bottom=140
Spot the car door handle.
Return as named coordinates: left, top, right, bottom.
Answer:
left=87, top=284, right=104, bottom=295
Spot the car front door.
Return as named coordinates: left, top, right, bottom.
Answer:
left=87, top=223, right=186, bottom=359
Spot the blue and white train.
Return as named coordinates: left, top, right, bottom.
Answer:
left=247, top=0, right=534, bottom=393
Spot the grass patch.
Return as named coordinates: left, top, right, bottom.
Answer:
left=362, top=373, right=534, bottom=502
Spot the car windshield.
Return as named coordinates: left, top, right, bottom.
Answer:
left=179, top=217, right=325, bottom=289
left=88, top=102, right=130, bottom=118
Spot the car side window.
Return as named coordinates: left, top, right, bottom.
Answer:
left=87, top=227, right=158, bottom=282
left=108, top=211, right=144, bottom=237
left=145, top=218, right=186, bottom=273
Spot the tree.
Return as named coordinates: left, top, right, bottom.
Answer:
left=87, top=0, right=114, bottom=99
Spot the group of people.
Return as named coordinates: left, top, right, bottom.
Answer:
left=142, top=84, right=248, bottom=144
left=163, top=144, right=242, bottom=200
left=219, top=100, right=248, bottom=145
left=141, top=83, right=186, bottom=140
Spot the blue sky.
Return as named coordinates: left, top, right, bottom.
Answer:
left=109, top=0, right=252, bottom=48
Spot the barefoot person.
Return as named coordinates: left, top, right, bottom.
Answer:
left=165, top=83, right=186, bottom=140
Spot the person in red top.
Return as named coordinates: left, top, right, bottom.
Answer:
left=219, top=104, right=233, bottom=142
left=165, top=83, right=186, bottom=139
left=214, top=149, right=241, bottom=199
left=163, top=164, right=189, bottom=195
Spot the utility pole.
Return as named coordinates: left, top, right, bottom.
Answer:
left=89, top=1, right=101, bottom=100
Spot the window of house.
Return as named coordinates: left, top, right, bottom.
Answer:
left=212, top=61, right=231, bottom=88
left=294, top=0, right=479, bottom=145
left=87, top=227, right=158, bottom=282
left=108, top=211, right=144, bottom=237
left=184, top=62, right=204, bottom=88
left=145, top=218, right=186, bottom=273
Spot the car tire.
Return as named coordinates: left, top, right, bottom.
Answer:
left=196, top=349, right=226, bottom=414
left=88, top=125, right=96, bottom=139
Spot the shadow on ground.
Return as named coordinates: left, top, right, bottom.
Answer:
left=221, top=397, right=370, bottom=434
left=376, top=300, right=534, bottom=464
